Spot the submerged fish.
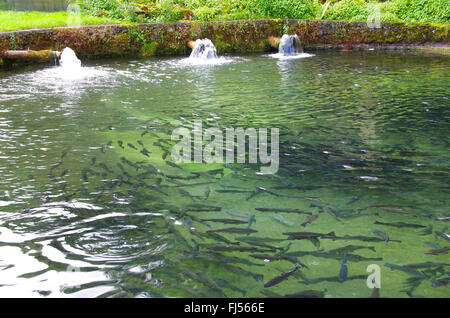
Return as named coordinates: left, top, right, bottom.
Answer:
left=247, top=214, right=256, bottom=228
left=271, top=213, right=296, bottom=226
left=201, top=218, right=248, bottom=225
left=209, top=227, right=258, bottom=235
left=60, top=169, right=69, bottom=177
left=183, top=203, right=222, bottom=212
left=202, top=244, right=269, bottom=253
left=404, top=262, right=450, bottom=269
left=372, top=228, right=389, bottom=246
left=302, top=274, right=367, bottom=285
left=127, top=143, right=137, bottom=150
left=346, top=195, right=362, bottom=205
left=98, top=162, right=113, bottom=173
left=140, top=148, right=150, bottom=157
left=434, top=230, right=450, bottom=242
left=283, top=231, right=336, bottom=240
left=254, top=186, right=281, bottom=197
left=192, top=171, right=215, bottom=179
left=424, top=246, right=450, bottom=255
left=234, top=237, right=286, bottom=244
left=225, top=211, right=251, bottom=219
left=420, top=225, right=433, bottom=236
left=332, top=235, right=401, bottom=244
left=301, top=214, right=318, bottom=227
left=50, top=161, right=62, bottom=171
left=264, top=264, right=299, bottom=288
left=189, top=227, right=205, bottom=242
left=384, top=263, right=428, bottom=279
left=309, top=237, right=321, bottom=249
left=255, top=207, right=312, bottom=215
left=203, top=231, right=240, bottom=245
left=215, top=189, right=253, bottom=194
left=433, top=277, right=449, bottom=287
left=165, top=161, right=182, bottom=169
left=338, top=254, right=348, bottom=283
left=374, top=205, right=417, bottom=217
left=328, top=245, right=376, bottom=255
left=178, top=188, right=196, bottom=202
left=374, top=221, right=426, bottom=229
left=323, top=207, right=344, bottom=223
left=239, top=240, right=283, bottom=251
left=203, top=186, right=210, bottom=200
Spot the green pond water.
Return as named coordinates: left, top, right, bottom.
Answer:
left=0, top=51, right=449, bottom=298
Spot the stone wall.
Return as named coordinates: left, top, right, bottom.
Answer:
left=0, top=19, right=448, bottom=61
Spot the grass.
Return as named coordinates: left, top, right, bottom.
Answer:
left=0, top=11, right=122, bottom=32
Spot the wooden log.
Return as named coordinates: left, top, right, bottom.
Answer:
left=1, top=49, right=61, bottom=63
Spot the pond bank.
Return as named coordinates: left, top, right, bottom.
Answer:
left=0, top=19, right=448, bottom=67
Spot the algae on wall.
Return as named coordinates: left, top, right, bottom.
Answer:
left=0, top=19, right=448, bottom=62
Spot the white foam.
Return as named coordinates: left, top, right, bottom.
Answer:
left=177, top=56, right=235, bottom=66
left=266, top=52, right=315, bottom=60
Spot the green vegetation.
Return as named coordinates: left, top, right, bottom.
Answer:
left=76, top=0, right=449, bottom=23
left=0, top=10, right=120, bottom=31
left=323, top=0, right=449, bottom=23
left=0, top=0, right=448, bottom=32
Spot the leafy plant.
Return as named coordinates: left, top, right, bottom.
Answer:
left=387, top=0, right=449, bottom=23
left=193, top=6, right=220, bottom=21
left=323, top=0, right=370, bottom=21
left=254, top=0, right=320, bottom=19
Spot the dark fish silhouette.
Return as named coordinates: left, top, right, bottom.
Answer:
left=338, top=254, right=348, bottom=283
left=264, top=264, right=299, bottom=288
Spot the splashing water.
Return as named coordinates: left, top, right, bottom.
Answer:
left=51, top=47, right=105, bottom=81
left=267, top=34, right=314, bottom=60
left=179, top=38, right=233, bottom=66
left=59, top=47, right=81, bottom=69
left=279, top=34, right=303, bottom=55
left=189, top=39, right=218, bottom=60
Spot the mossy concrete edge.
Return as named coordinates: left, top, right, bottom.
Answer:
left=0, top=19, right=448, bottom=61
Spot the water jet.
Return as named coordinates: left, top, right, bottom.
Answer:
left=189, top=39, right=218, bottom=60
left=278, top=34, right=303, bottom=56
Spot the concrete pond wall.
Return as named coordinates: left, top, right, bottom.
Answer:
left=0, top=19, right=448, bottom=66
